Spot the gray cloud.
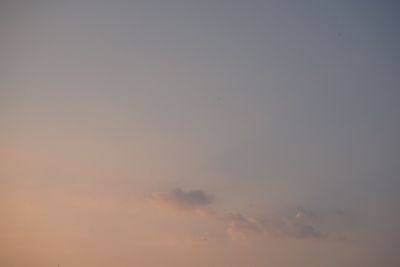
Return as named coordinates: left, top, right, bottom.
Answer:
left=148, top=187, right=214, bottom=211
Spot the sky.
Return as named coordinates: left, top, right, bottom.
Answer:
left=1, top=1, right=399, bottom=266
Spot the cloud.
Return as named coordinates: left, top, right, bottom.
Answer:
left=147, top=188, right=336, bottom=241
left=275, top=218, right=325, bottom=239
left=148, top=188, right=214, bottom=211
left=225, top=213, right=263, bottom=240
left=293, top=206, right=319, bottom=221
left=224, top=210, right=326, bottom=241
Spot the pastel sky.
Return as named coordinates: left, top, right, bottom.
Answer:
left=1, top=1, right=399, bottom=266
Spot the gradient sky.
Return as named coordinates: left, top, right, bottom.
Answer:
left=1, top=1, right=400, bottom=266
